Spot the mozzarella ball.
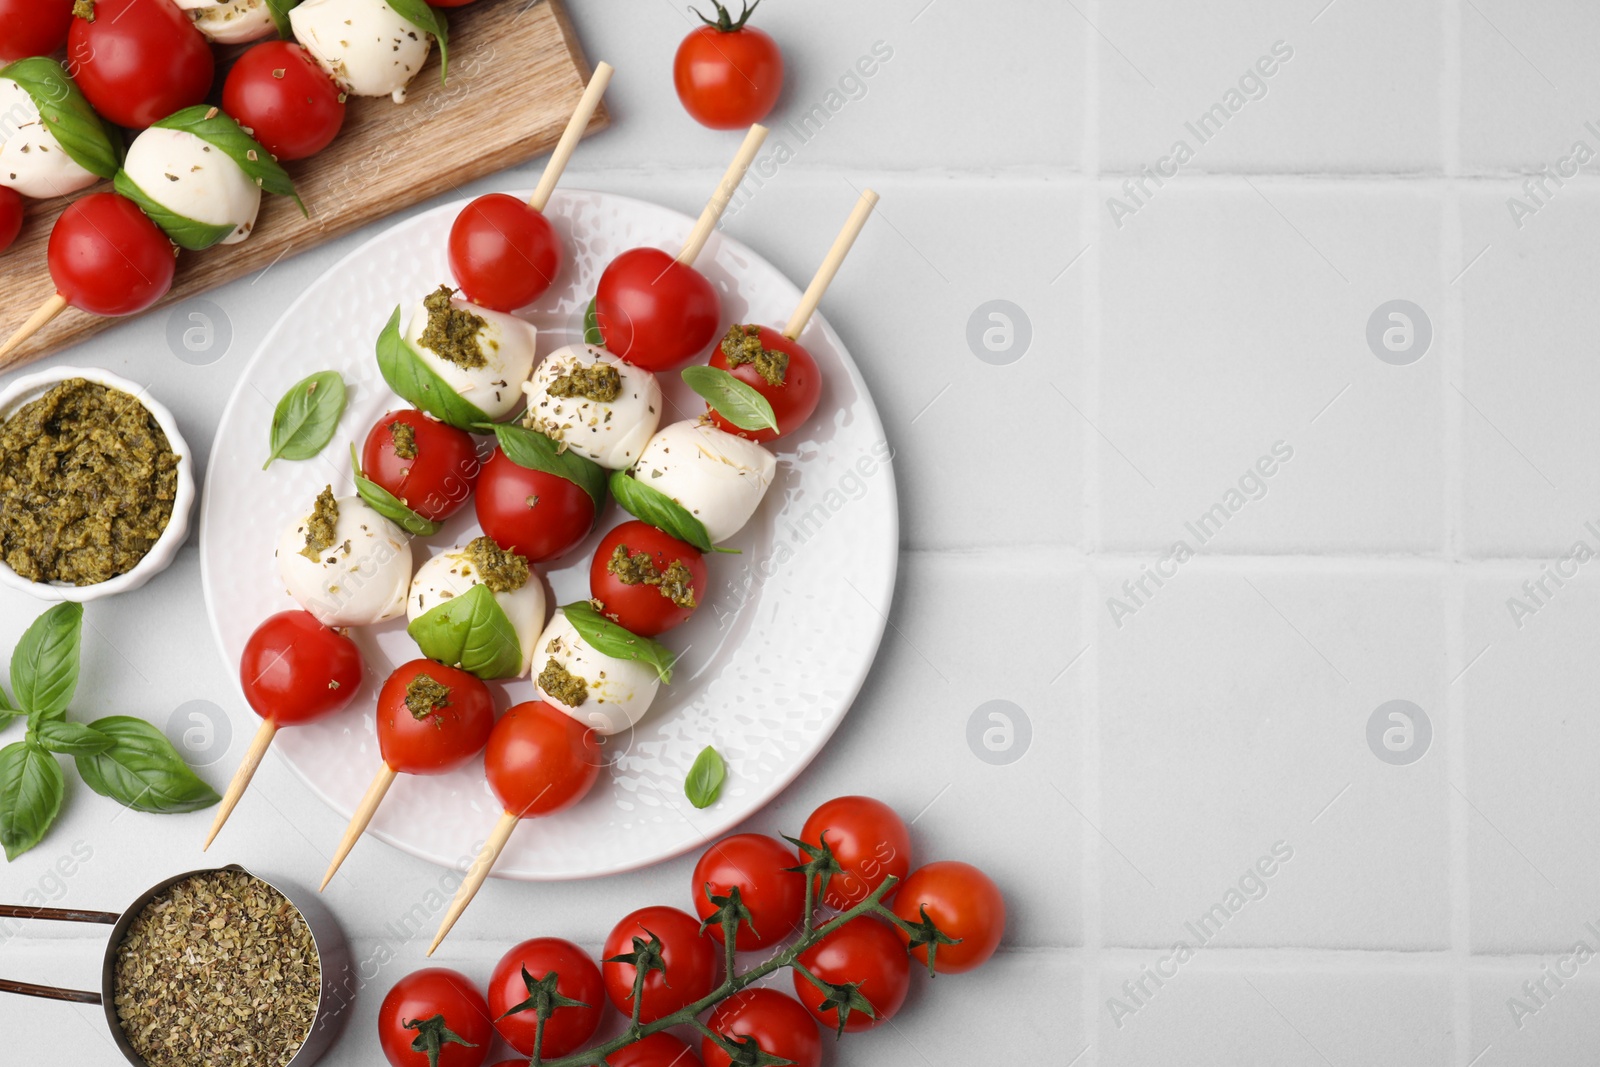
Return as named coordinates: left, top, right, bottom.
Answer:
left=276, top=496, right=413, bottom=628
left=406, top=548, right=547, bottom=677
left=531, top=611, right=661, bottom=736
left=403, top=291, right=538, bottom=422
left=122, top=127, right=262, bottom=245
left=522, top=344, right=662, bottom=470
left=0, top=78, right=99, bottom=200
left=184, top=0, right=276, bottom=44
left=290, top=0, right=434, bottom=103
left=631, top=420, right=777, bottom=544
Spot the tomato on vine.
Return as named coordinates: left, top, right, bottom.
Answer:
left=489, top=938, right=606, bottom=1059
left=608, top=1033, right=705, bottom=1067
left=798, top=795, right=911, bottom=911
left=602, top=906, right=720, bottom=1023
left=792, top=916, right=909, bottom=1033
left=674, top=1, right=785, bottom=130
left=692, top=833, right=806, bottom=951
left=700, top=988, right=820, bottom=1067
left=378, top=968, right=493, bottom=1067
left=891, top=860, right=1006, bottom=974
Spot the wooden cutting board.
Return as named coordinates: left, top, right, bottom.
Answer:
left=0, top=0, right=605, bottom=371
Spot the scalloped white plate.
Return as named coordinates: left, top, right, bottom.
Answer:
left=200, top=189, right=897, bottom=881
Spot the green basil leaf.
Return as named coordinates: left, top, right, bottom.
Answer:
left=584, top=297, right=603, bottom=346
left=350, top=444, right=441, bottom=537
left=0, top=742, right=64, bottom=861
left=154, top=105, right=304, bottom=214
left=483, top=422, right=607, bottom=515
left=561, top=601, right=675, bottom=684
left=0, top=58, right=121, bottom=179
left=684, top=745, right=725, bottom=810
left=0, top=686, right=18, bottom=729
left=74, top=717, right=220, bottom=814
left=407, top=584, right=523, bottom=680
left=608, top=470, right=724, bottom=554
left=264, top=0, right=299, bottom=37
left=12, top=603, right=82, bottom=723
left=265, top=371, right=346, bottom=469
left=387, top=0, right=450, bottom=83
left=376, top=306, right=493, bottom=432
left=681, top=365, right=778, bottom=433
left=113, top=170, right=237, bottom=251
left=33, top=720, right=111, bottom=757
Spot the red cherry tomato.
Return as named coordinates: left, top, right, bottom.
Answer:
left=601, top=906, right=720, bottom=1023
left=0, top=0, right=74, bottom=62
left=588, top=521, right=707, bottom=638
left=484, top=701, right=601, bottom=817
left=608, top=1033, right=704, bottom=1067
left=488, top=938, right=605, bottom=1059
left=48, top=192, right=175, bottom=317
left=691, top=833, right=806, bottom=951
left=792, top=916, right=909, bottom=1033
left=890, top=860, right=1006, bottom=975
left=707, top=325, right=821, bottom=443
left=376, top=660, right=495, bottom=776
left=673, top=4, right=784, bottom=130
left=222, top=41, right=345, bottom=162
left=362, top=410, right=482, bottom=521
left=448, top=193, right=561, bottom=312
left=68, top=0, right=213, bottom=130
left=378, top=968, right=493, bottom=1067
left=474, top=447, right=596, bottom=563
left=239, top=611, right=363, bottom=727
left=700, top=989, right=820, bottom=1067
left=0, top=188, right=23, bottom=255
left=595, top=247, right=720, bottom=372
left=799, top=795, right=911, bottom=911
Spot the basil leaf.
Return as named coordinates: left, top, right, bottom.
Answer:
left=264, top=0, right=299, bottom=37
left=376, top=307, right=493, bottom=432
left=0, top=687, right=18, bottom=729
left=608, top=471, right=720, bottom=553
left=681, top=366, right=778, bottom=433
left=584, top=297, right=603, bottom=346
left=74, top=717, right=220, bottom=814
left=0, top=742, right=64, bottom=861
left=684, top=746, right=725, bottom=810
left=407, top=585, right=523, bottom=680
left=561, top=601, right=675, bottom=684
left=12, top=603, right=81, bottom=723
left=0, top=58, right=121, bottom=179
left=350, top=445, right=441, bottom=537
left=265, top=371, right=346, bottom=469
left=387, top=0, right=450, bottom=83
left=33, top=720, right=111, bottom=757
left=113, top=170, right=237, bottom=251
left=483, top=422, right=607, bottom=515
left=154, top=105, right=304, bottom=214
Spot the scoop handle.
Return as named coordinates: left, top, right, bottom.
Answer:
left=0, top=906, right=119, bottom=1004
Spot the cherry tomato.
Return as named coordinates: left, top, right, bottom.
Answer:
left=707, top=325, right=821, bottom=443
left=673, top=3, right=784, bottom=130
left=48, top=192, right=175, bottom=317
left=448, top=193, right=561, bottom=312
left=890, top=860, right=1005, bottom=975
left=601, top=906, right=720, bottom=1023
left=589, top=521, right=707, bottom=637
left=68, top=0, right=213, bottom=130
left=239, top=611, right=363, bottom=726
left=799, top=795, right=911, bottom=911
left=792, top=916, right=909, bottom=1033
left=223, top=41, right=345, bottom=162
left=474, top=447, right=596, bottom=563
left=700, top=989, right=820, bottom=1067
left=378, top=968, right=493, bottom=1067
left=0, top=188, right=23, bottom=255
left=609, top=1033, right=704, bottom=1067
left=0, top=0, right=74, bottom=62
left=488, top=938, right=605, bottom=1058
left=484, top=701, right=601, bottom=817
left=362, top=410, right=482, bottom=521
left=595, top=247, right=720, bottom=372
left=691, top=833, right=806, bottom=951
left=376, top=660, right=495, bottom=776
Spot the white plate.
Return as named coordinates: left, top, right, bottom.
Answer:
left=200, top=189, right=898, bottom=880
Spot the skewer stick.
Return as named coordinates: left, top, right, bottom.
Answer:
left=202, top=719, right=278, bottom=850
left=0, top=293, right=68, bottom=366
left=528, top=61, right=614, bottom=214
left=319, top=764, right=398, bottom=891
left=427, top=810, right=520, bottom=956
left=784, top=189, right=879, bottom=341
left=678, top=124, right=769, bottom=267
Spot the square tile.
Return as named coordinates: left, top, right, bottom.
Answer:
left=1471, top=965, right=1600, bottom=1067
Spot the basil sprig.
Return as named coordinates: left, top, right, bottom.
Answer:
left=0, top=58, right=121, bottom=179
left=387, top=0, right=450, bottom=83
left=408, top=584, right=524, bottom=680
left=264, top=0, right=300, bottom=38
left=561, top=601, right=676, bottom=684
left=609, top=471, right=740, bottom=555
left=376, top=307, right=493, bottom=432
left=682, top=365, right=778, bottom=433
left=481, top=422, right=607, bottom=515
left=113, top=169, right=237, bottom=250
left=685, top=746, right=726, bottom=809
left=155, top=106, right=304, bottom=213
left=351, top=445, right=441, bottom=537
left=265, top=371, right=346, bottom=469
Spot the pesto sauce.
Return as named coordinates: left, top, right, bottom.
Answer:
left=548, top=363, right=623, bottom=403
left=464, top=536, right=529, bottom=594
left=300, top=486, right=338, bottom=562
left=606, top=544, right=698, bottom=609
left=720, top=323, right=789, bottom=386
left=389, top=420, right=418, bottom=461
left=418, top=285, right=489, bottom=370
left=538, top=658, right=589, bottom=707
left=404, top=674, right=452, bottom=720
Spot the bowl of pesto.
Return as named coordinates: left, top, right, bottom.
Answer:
left=0, top=367, right=194, bottom=601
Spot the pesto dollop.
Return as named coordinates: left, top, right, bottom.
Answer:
left=464, top=536, right=529, bottom=594
left=720, top=324, right=788, bottom=386
left=538, top=658, right=588, bottom=708
left=548, top=363, right=622, bottom=403
left=299, top=486, right=338, bottom=562
left=389, top=420, right=418, bottom=461
left=404, top=674, right=452, bottom=720
left=607, top=544, right=697, bottom=609
left=418, top=285, right=489, bottom=370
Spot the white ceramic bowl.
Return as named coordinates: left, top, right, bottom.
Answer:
left=0, top=367, right=195, bottom=602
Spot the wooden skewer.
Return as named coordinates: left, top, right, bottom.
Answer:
left=783, top=189, right=879, bottom=341
left=677, top=124, right=769, bottom=267
left=319, top=764, right=398, bottom=891
left=0, top=293, right=68, bottom=367
left=528, top=61, right=614, bottom=214
left=202, top=719, right=278, bottom=850
left=427, top=810, right=519, bottom=956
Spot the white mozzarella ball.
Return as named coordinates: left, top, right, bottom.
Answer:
left=0, top=78, right=98, bottom=200
left=631, top=420, right=777, bottom=544
left=531, top=611, right=660, bottom=736
left=122, top=127, right=262, bottom=245
left=187, top=0, right=276, bottom=44
left=403, top=293, right=538, bottom=422
left=276, top=496, right=413, bottom=628
left=290, top=0, right=434, bottom=103
left=406, top=549, right=547, bottom=677
left=522, top=344, right=662, bottom=470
